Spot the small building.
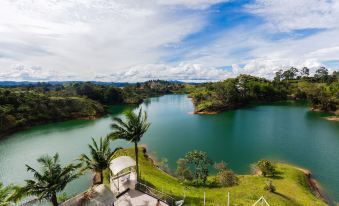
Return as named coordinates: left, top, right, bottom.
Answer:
left=109, top=156, right=180, bottom=206
left=60, top=156, right=181, bottom=206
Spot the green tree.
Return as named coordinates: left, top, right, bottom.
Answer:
left=314, top=67, right=329, bottom=82
left=16, top=153, right=81, bottom=206
left=184, top=150, right=213, bottom=184
left=256, top=160, right=276, bottom=177
left=79, top=137, right=121, bottom=185
left=301, top=67, right=310, bottom=77
left=274, top=69, right=283, bottom=82
left=0, top=182, right=16, bottom=206
left=282, top=67, right=298, bottom=80
left=109, top=108, right=151, bottom=181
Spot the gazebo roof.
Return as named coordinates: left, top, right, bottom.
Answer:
left=109, top=156, right=136, bottom=175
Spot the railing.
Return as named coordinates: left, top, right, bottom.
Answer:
left=111, top=171, right=132, bottom=180
left=136, top=182, right=176, bottom=206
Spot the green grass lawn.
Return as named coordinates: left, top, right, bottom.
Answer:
left=107, top=147, right=327, bottom=206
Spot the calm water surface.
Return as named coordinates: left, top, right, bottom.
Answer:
left=0, top=95, right=338, bottom=203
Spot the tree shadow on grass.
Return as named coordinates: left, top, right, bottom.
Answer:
left=274, top=192, right=302, bottom=206
left=269, top=170, right=284, bottom=180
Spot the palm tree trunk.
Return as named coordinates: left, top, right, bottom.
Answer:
left=134, top=142, right=139, bottom=181
left=50, top=193, right=58, bottom=206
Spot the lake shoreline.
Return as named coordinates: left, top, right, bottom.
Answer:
left=323, top=116, right=339, bottom=122
left=295, top=167, right=331, bottom=204
left=135, top=147, right=330, bottom=205
left=0, top=114, right=104, bottom=140
left=141, top=146, right=329, bottom=204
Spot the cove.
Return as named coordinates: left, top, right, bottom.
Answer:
left=0, top=94, right=338, bottom=203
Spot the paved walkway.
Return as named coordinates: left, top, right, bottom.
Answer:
left=60, top=184, right=115, bottom=206
left=114, top=190, right=168, bottom=206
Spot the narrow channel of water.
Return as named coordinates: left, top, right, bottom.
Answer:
left=0, top=95, right=338, bottom=202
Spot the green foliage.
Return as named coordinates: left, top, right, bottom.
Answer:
left=264, top=180, right=276, bottom=193
left=176, top=158, right=193, bottom=181
left=158, top=157, right=170, bottom=173
left=190, top=68, right=338, bottom=114
left=115, top=148, right=327, bottom=206
left=0, top=182, right=16, bottom=206
left=314, top=67, right=329, bottom=83
left=0, top=89, right=104, bottom=133
left=57, top=192, right=70, bottom=203
left=109, top=108, right=151, bottom=180
left=16, top=153, right=81, bottom=206
left=73, top=82, right=124, bottom=104
left=79, top=137, right=121, bottom=184
left=294, top=81, right=338, bottom=112
left=191, top=74, right=287, bottom=113
left=256, top=160, right=276, bottom=177
left=0, top=80, right=184, bottom=135
left=184, top=150, right=213, bottom=184
left=214, top=161, right=238, bottom=187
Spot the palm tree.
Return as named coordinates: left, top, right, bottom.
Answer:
left=0, top=182, right=15, bottom=206
left=109, top=108, right=150, bottom=181
left=79, top=137, right=121, bottom=185
left=17, top=153, right=81, bottom=206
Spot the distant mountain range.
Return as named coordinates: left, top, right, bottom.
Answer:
left=0, top=80, right=200, bottom=87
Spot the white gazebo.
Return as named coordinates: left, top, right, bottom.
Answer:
left=109, top=156, right=137, bottom=195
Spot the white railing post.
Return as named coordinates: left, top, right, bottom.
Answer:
left=204, top=192, right=206, bottom=206
left=227, top=192, right=230, bottom=206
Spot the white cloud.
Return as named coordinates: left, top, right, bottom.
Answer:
left=246, top=0, right=339, bottom=31
left=231, top=58, right=326, bottom=79
left=0, top=65, right=75, bottom=81
left=1, top=0, right=338, bottom=82
left=107, top=63, right=229, bottom=82
left=0, top=0, right=212, bottom=80
left=156, top=0, right=228, bottom=9
left=174, top=0, right=339, bottom=79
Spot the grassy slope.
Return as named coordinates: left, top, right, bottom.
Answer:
left=107, top=148, right=326, bottom=206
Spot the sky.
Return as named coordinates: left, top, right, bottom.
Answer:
left=0, top=0, right=339, bottom=82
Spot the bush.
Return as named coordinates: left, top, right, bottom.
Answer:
left=256, top=160, right=276, bottom=177
left=264, top=180, right=276, bottom=192
left=176, top=158, right=193, bottom=181
left=217, top=170, right=239, bottom=187
left=214, top=161, right=238, bottom=187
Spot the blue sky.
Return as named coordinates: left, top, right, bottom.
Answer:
left=0, top=0, right=338, bottom=81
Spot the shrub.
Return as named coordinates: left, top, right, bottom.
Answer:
left=264, top=180, right=276, bottom=192
left=256, top=160, right=276, bottom=177
left=214, top=161, right=238, bottom=187
left=217, top=170, right=239, bottom=187
left=176, top=158, right=193, bottom=181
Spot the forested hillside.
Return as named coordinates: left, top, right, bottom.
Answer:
left=190, top=67, right=338, bottom=114
left=0, top=80, right=185, bottom=136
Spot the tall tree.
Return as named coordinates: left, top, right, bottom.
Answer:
left=79, top=137, right=121, bottom=185
left=16, top=154, right=81, bottom=206
left=274, top=69, right=283, bottom=82
left=282, top=67, right=298, bottom=80
left=184, top=150, right=213, bottom=184
left=300, top=67, right=310, bottom=77
left=315, top=67, right=329, bottom=82
left=109, top=108, right=150, bottom=181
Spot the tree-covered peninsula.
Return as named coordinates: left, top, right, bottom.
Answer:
left=0, top=80, right=185, bottom=136
left=190, top=67, right=338, bottom=115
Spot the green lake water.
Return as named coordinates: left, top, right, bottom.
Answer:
left=0, top=94, right=338, bottom=203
